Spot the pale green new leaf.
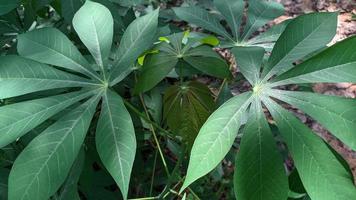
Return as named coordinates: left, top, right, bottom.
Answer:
left=8, top=95, right=100, bottom=200
left=109, top=9, right=159, bottom=85
left=269, top=90, right=356, bottom=150
left=241, top=0, right=284, bottom=40
left=213, top=0, right=244, bottom=39
left=262, top=12, right=337, bottom=80
left=0, top=90, right=96, bottom=148
left=263, top=98, right=356, bottom=200
left=17, top=27, right=100, bottom=81
left=231, top=46, right=264, bottom=85
left=0, top=0, right=20, bottom=15
left=73, top=1, right=113, bottom=70
left=96, top=90, right=136, bottom=200
left=271, top=36, right=356, bottom=86
left=0, top=56, right=98, bottom=99
left=173, top=6, right=233, bottom=41
left=57, top=149, right=85, bottom=200
left=180, top=92, right=252, bottom=192
left=234, top=99, right=288, bottom=200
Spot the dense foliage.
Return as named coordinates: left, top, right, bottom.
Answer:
left=0, top=0, right=355, bottom=200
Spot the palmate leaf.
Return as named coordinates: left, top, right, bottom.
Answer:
left=234, top=99, right=288, bottom=200
left=241, top=0, right=284, bottom=41
left=270, top=36, right=356, bottom=86
left=213, top=0, right=244, bottom=39
left=56, top=148, right=85, bottom=200
left=262, top=12, right=338, bottom=80
left=173, top=6, right=233, bottom=41
left=270, top=90, right=356, bottom=150
left=163, top=81, right=215, bottom=147
left=17, top=27, right=101, bottom=81
left=0, top=0, right=20, bottom=16
left=96, top=90, right=136, bottom=200
left=0, top=56, right=99, bottom=99
left=231, top=46, right=265, bottom=85
left=8, top=95, right=101, bottom=200
left=134, top=52, right=178, bottom=93
left=0, top=90, right=97, bottom=148
left=263, top=97, right=356, bottom=200
left=183, top=56, right=231, bottom=79
left=73, top=0, right=113, bottom=71
left=180, top=92, right=252, bottom=192
left=109, top=9, right=159, bottom=85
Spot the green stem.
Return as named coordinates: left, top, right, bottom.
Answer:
left=139, top=94, right=170, bottom=177
left=123, top=100, right=171, bottom=136
left=128, top=197, right=158, bottom=200
left=149, top=150, right=158, bottom=196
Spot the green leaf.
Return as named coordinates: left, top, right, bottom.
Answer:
left=262, top=12, right=338, bottom=80
left=231, top=46, right=264, bottom=85
left=183, top=56, right=231, bottom=78
left=109, top=9, right=159, bottom=85
left=271, top=36, right=356, bottom=86
left=173, top=6, right=233, bottom=41
left=180, top=92, right=252, bottom=192
left=8, top=95, right=100, bottom=200
left=17, top=27, right=101, bottom=81
left=57, top=148, right=85, bottom=200
left=0, top=168, right=9, bottom=200
left=163, top=81, right=215, bottom=147
left=269, top=90, right=356, bottom=150
left=0, top=89, right=95, bottom=152
left=0, top=56, right=98, bottom=99
left=60, top=0, right=85, bottom=23
left=234, top=99, right=288, bottom=200
left=241, top=0, right=284, bottom=41
left=248, top=19, right=291, bottom=45
left=263, top=97, right=356, bottom=200
left=213, top=0, right=244, bottom=39
left=73, top=1, right=113, bottom=71
left=0, top=0, right=20, bottom=16
left=134, top=52, right=178, bottom=93
left=96, top=90, right=136, bottom=200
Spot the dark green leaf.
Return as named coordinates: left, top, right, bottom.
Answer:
left=96, top=90, right=136, bottom=200
left=135, top=52, right=178, bottom=93
left=262, top=12, right=338, bottom=80
left=0, top=90, right=96, bottom=148
left=110, top=9, right=159, bottom=85
left=8, top=95, right=100, bottom=200
left=17, top=28, right=101, bottom=81
left=271, top=36, right=356, bottom=86
left=234, top=99, right=288, bottom=200
left=180, top=92, right=252, bottom=192
left=263, top=97, right=356, bottom=200
left=0, top=56, right=98, bottom=99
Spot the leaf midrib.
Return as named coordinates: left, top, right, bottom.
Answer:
left=17, top=96, right=99, bottom=200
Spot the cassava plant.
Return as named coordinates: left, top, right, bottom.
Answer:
left=0, top=1, right=159, bottom=199
left=173, top=0, right=287, bottom=50
left=180, top=11, right=356, bottom=200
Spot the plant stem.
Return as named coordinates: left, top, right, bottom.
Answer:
left=128, top=197, right=158, bottom=200
left=123, top=100, right=171, bottom=136
left=215, top=79, right=227, bottom=102
left=149, top=150, right=158, bottom=196
left=139, top=94, right=170, bottom=177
